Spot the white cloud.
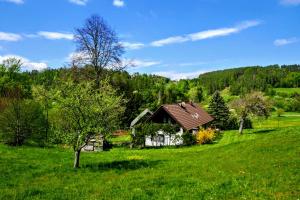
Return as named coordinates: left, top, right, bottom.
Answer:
left=2, top=0, right=24, bottom=4
left=280, top=0, right=300, bottom=5
left=67, top=51, right=90, bottom=66
left=23, top=62, right=48, bottom=71
left=151, top=20, right=261, bottom=47
left=129, top=59, right=160, bottom=68
left=152, top=70, right=206, bottom=80
left=69, top=0, right=88, bottom=6
left=0, top=54, right=48, bottom=71
left=113, top=0, right=125, bottom=7
left=177, top=61, right=207, bottom=67
left=274, top=38, right=299, bottom=46
left=151, top=36, right=189, bottom=47
left=0, top=32, right=22, bottom=41
left=38, top=31, right=74, bottom=40
left=120, top=42, right=145, bottom=50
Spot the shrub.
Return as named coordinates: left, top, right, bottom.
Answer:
left=196, top=128, right=216, bottom=144
left=0, top=99, right=46, bottom=146
left=276, top=108, right=284, bottom=117
left=226, top=115, right=253, bottom=130
left=226, top=115, right=239, bottom=130
left=243, top=118, right=253, bottom=129
left=182, top=132, right=197, bottom=146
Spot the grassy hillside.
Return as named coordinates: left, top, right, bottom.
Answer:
left=1, top=123, right=300, bottom=199
left=274, top=88, right=300, bottom=95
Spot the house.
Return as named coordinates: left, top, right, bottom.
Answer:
left=131, top=102, right=213, bottom=147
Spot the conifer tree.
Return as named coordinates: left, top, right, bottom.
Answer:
left=208, top=91, right=230, bottom=129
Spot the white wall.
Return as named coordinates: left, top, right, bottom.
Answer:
left=145, top=128, right=184, bottom=147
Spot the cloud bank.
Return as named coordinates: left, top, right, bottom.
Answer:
left=0, top=54, right=48, bottom=71
left=152, top=70, right=206, bottom=80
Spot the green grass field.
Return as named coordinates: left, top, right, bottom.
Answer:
left=274, top=88, right=300, bottom=94
left=1, top=114, right=300, bottom=199
left=253, top=112, right=300, bottom=129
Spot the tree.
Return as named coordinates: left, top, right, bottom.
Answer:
left=32, top=85, right=52, bottom=142
left=230, top=92, right=270, bottom=134
left=0, top=97, right=46, bottom=146
left=208, top=91, right=230, bottom=130
left=0, top=57, right=30, bottom=98
left=74, top=15, right=124, bottom=87
left=187, top=86, right=203, bottom=103
left=276, top=108, right=284, bottom=117
left=55, top=80, right=124, bottom=168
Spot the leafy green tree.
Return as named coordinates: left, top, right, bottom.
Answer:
left=231, top=92, right=270, bottom=134
left=32, top=85, right=53, bottom=142
left=208, top=91, right=230, bottom=130
left=187, top=86, right=203, bottom=102
left=54, top=80, right=125, bottom=168
left=0, top=98, right=46, bottom=146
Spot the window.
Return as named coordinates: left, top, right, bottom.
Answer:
left=155, top=134, right=164, bottom=143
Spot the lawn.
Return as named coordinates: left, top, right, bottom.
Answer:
left=274, top=88, right=300, bottom=95
left=252, top=112, right=300, bottom=129
left=1, top=124, right=300, bottom=200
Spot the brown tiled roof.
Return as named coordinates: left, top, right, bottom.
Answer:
left=152, top=102, right=213, bottom=130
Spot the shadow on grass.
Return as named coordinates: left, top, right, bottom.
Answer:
left=252, top=129, right=276, bottom=134
left=83, top=159, right=162, bottom=171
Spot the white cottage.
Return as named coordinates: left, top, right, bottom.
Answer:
left=131, top=102, right=214, bottom=147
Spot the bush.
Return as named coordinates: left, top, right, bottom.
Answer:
left=226, top=115, right=239, bottom=130
left=0, top=99, right=46, bottom=146
left=243, top=118, right=253, bottom=129
left=226, top=115, right=253, bottom=130
left=196, top=128, right=216, bottom=144
left=276, top=108, right=284, bottom=117
left=182, top=132, right=197, bottom=146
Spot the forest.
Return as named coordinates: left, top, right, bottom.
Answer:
left=1, top=62, right=300, bottom=126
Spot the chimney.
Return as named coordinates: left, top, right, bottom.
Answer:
left=180, top=102, right=186, bottom=108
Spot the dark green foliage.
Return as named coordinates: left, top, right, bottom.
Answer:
left=208, top=91, right=230, bottom=130
left=182, top=132, right=197, bottom=146
left=198, top=65, right=300, bottom=95
left=103, top=139, right=113, bottom=151
left=0, top=99, right=46, bottom=146
left=226, top=115, right=252, bottom=130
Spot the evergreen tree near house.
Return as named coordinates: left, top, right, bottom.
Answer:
left=208, top=91, right=230, bottom=130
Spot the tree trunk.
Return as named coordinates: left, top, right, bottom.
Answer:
left=239, top=118, right=244, bottom=134
left=74, top=150, right=81, bottom=168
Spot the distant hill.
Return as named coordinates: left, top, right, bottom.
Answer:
left=197, top=64, right=300, bottom=95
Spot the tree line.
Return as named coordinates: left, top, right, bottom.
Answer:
left=198, top=65, right=300, bottom=95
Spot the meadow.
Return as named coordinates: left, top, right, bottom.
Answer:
left=0, top=113, right=300, bottom=200
left=274, top=88, right=300, bottom=95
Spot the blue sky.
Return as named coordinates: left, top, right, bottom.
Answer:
left=0, top=0, right=299, bottom=79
